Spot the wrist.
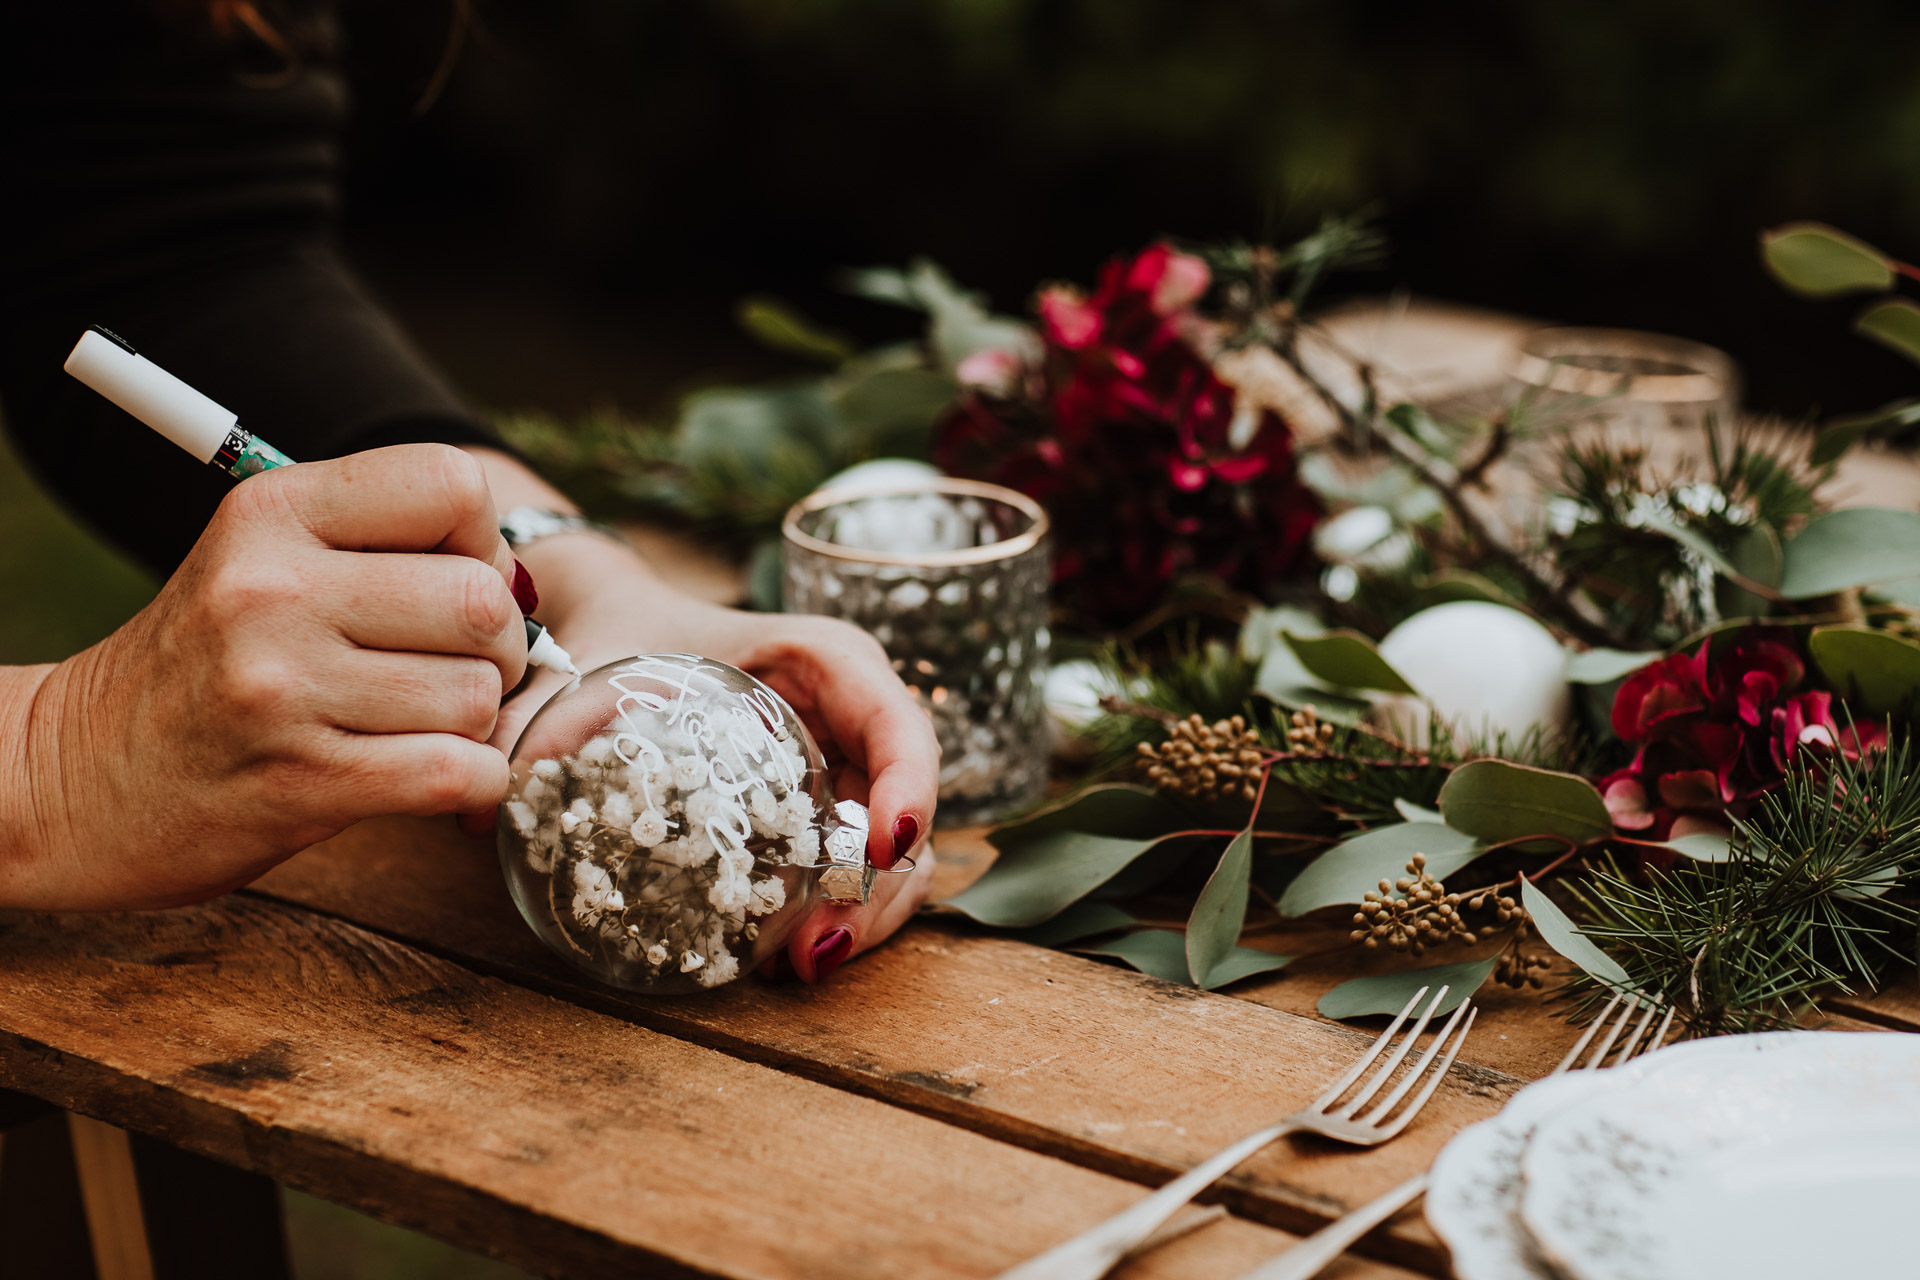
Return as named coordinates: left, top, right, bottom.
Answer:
left=515, top=529, right=671, bottom=625
left=0, top=657, right=81, bottom=907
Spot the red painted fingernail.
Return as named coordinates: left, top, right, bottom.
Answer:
left=808, top=927, right=854, bottom=983
left=888, top=814, right=920, bottom=868
left=510, top=559, right=539, bottom=614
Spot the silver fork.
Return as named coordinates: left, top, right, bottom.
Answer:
left=996, top=985, right=1477, bottom=1280
left=1226, top=990, right=1678, bottom=1280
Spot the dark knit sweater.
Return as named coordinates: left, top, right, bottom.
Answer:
left=0, top=1, right=495, bottom=576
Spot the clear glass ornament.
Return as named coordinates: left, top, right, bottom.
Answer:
left=498, top=653, right=846, bottom=994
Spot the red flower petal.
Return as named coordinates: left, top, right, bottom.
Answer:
left=1657, top=769, right=1723, bottom=811
left=1039, top=289, right=1102, bottom=349
left=1167, top=461, right=1208, bottom=492
left=1209, top=453, right=1271, bottom=484
left=1602, top=775, right=1657, bottom=830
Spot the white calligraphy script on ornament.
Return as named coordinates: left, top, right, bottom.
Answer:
left=604, top=654, right=807, bottom=857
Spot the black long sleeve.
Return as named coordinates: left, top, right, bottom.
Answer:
left=0, top=1, right=499, bottom=578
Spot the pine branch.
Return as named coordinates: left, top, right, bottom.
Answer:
left=1563, top=735, right=1920, bottom=1035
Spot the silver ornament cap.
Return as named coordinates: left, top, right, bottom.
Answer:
left=818, top=798, right=876, bottom=905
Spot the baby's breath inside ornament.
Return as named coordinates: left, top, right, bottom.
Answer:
left=499, top=653, right=862, bottom=993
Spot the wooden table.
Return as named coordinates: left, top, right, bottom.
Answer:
left=0, top=813, right=1908, bottom=1280
left=6, top=299, right=1920, bottom=1278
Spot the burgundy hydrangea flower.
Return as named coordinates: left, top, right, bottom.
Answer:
left=936, top=243, right=1320, bottom=626
left=1599, top=628, right=1885, bottom=839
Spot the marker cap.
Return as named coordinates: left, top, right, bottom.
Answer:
left=64, top=328, right=239, bottom=464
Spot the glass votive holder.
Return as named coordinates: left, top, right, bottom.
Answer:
left=782, top=478, right=1051, bottom=827
left=1507, top=327, right=1740, bottom=439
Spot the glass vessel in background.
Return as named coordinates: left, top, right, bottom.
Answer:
left=783, top=478, right=1051, bottom=827
left=1508, top=327, right=1740, bottom=441
left=498, top=653, right=850, bottom=994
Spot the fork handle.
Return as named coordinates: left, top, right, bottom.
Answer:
left=995, top=1121, right=1299, bottom=1280
left=1231, top=1173, right=1428, bottom=1280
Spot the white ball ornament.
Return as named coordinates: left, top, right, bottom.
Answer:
left=1372, top=602, right=1571, bottom=748
left=813, top=457, right=941, bottom=497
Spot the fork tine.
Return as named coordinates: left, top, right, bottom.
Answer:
left=1638, top=1003, right=1678, bottom=1057
left=1335, top=985, right=1449, bottom=1118
left=1550, top=989, right=1622, bottom=1074
left=1580, top=991, right=1640, bottom=1070
left=1373, top=1005, right=1477, bottom=1139
left=1610, top=996, right=1662, bottom=1063
left=1356, top=996, right=1474, bottom=1124
left=1308, top=986, right=1430, bottom=1109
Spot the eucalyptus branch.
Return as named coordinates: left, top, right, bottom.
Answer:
left=1455, top=413, right=1511, bottom=488
left=1372, top=414, right=1623, bottom=648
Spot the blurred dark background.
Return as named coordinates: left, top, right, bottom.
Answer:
left=341, top=0, right=1920, bottom=422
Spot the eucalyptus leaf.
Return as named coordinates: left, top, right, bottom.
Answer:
left=1812, top=398, right=1920, bottom=466
left=1563, top=648, right=1660, bottom=685
left=1278, top=822, right=1482, bottom=916
left=1186, top=830, right=1255, bottom=984
left=1716, top=523, right=1784, bottom=620
left=1199, top=946, right=1297, bottom=990
left=1079, top=929, right=1294, bottom=989
left=1394, top=799, right=1446, bottom=824
left=830, top=367, right=958, bottom=447
left=1415, top=570, right=1519, bottom=608
left=1007, top=901, right=1138, bottom=947
left=1282, top=630, right=1417, bottom=694
left=1245, top=609, right=1370, bottom=715
left=1251, top=779, right=1330, bottom=831
left=1637, top=512, right=1743, bottom=581
left=947, top=830, right=1169, bottom=928
left=1760, top=223, right=1894, bottom=297
left=1077, top=929, right=1192, bottom=984
left=735, top=295, right=856, bottom=364
left=838, top=258, right=1033, bottom=374
left=1857, top=298, right=1920, bottom=368
left=677, top=383, right=838, bottom=470
left=1779, top=508, right=1920, bottom=598
left=1658, top=833, right=1732, bottom=862
left=1438, top=761, right=1613, bottom=848
left=1522, top=877, right=1633, bottom=990
left=1098, top=834, right=1215, bottom=898
left=989, top=785, right=1190, bottom=848
left=1316, top=954, right=1499, bottom=1019
left=1239, top=605, right=1326, bottom=662
left=1807, top=626, right=1920, bottom=716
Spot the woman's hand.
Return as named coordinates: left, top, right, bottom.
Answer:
left=1, top=445, right=528, bottom=910
left=484, top=504, right=941, bottom=985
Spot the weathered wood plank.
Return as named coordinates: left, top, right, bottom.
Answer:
left=1829, top=971, right=1920, bottom=1031
left=0, top=895, right=1421, bottom=1280
left=252, top=819, right=1522, bottom=1271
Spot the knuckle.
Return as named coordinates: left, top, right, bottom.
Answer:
left=460, top=661, right=503, bottom=734
left=454, top=562, right=516, bottom=643
left=216, top=657, right=294, bottom=720
left=428, top=445, right=490, bottom=521
left=200, top=559, right=289, bottom=622
left=416, top=743, right=480, bottom=810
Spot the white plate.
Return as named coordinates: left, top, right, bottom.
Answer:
left=1427, top=1071, right=1612, bottom=1280
left=1519, top=1031, right=1920, bottom=1280
left=1426, top=1034, right=1769, bottom=1280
